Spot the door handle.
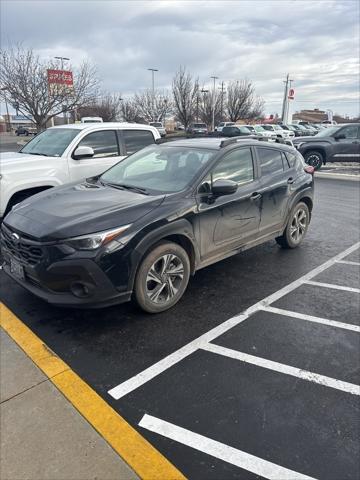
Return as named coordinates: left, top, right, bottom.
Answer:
left=250, top=192, right=262, bottom=201
left=287, top=177, right=294, bottom=184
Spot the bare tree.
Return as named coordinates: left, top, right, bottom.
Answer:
left=119, top=97, right=142, bottom=122
left=226, top=80, right=254, bottom=122
left=77, top=93, right=122, bottom=122
left=172, top=66, right=198, bottom=130
left=199, top=90, right=222, bottom=128
left=0, top=45, right=99, bottom=131
left=245, top=96, right=265, bottom=122
left=133, top=89, right=172, bottom=123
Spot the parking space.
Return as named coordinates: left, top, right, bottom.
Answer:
left=0, top=178, right=359, bottom=479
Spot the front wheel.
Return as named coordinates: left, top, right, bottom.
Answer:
left=134, top=241, right=190, bottom=313
left=276, top=202, right=310, bottom=249
left=304, top=150, right=323, bottom=170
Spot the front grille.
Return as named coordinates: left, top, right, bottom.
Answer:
left=1, top=225, right=44, bottom=266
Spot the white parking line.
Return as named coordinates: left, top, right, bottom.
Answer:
left=108, top=241, right=360, bottom=400
left=202, top=343, right=360, bottom=396
left=261, top=306, right=360, bottom=333
left=336, top=260, right=360, bottom=266
left=139, top=414, right=317, bottom=480
left=305, top=280, right=360, bottom=294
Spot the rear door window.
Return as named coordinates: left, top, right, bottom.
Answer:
left=212, top=147, right=254, bottom=185
left=122, top=130, right=155, bottom=155
left=257, top=148, right=284, bottom=176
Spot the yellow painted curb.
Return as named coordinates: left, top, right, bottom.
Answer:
left=0, top=302, right=186, bottom=480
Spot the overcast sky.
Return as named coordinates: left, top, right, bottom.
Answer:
left=1, top=0, right=359, bottom=117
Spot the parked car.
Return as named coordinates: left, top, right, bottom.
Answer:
left=221, top=125, right=254, bottom=137
left=293, top=123, right=360, bottom=170
left=290, top=124, right=312, bottom=136
left=187, top=123, right=208, bottom=135
left=285, top=125, right=304, bottom=137
left=261, top=124, right=295, bottom=139
left=253, top=125, right=277, bottom=141
left=1, top=136, right=314, bottom=313
left=215, top=122, right=236, bottom=132
left=149, top=122, right=166, bottom=137
left=0, top=123, right=160, bottom=218
left=80, top=117, right=103, bottom=123
left=15, top=125, right=37, bottom=136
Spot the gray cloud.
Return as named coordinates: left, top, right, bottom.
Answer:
left=1, top=0, right=359, bottom=116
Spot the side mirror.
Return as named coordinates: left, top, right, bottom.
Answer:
left=212, top=179, right=238, bottom=196
left=73, top=146, right=95, bottom=159
left=334, top=133, right=346, bottom=140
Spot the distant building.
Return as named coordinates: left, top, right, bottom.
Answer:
left=292, top=109, right=358, bottom=124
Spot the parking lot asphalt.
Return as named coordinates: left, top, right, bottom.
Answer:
left=1, top=177, right=359, bottom=479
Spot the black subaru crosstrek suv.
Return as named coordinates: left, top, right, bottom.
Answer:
left=1, top=137, right=314, bottom=313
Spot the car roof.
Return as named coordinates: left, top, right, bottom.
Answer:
left=158, top=136, right=295, bottom=153
left=49, top=122, right=159, bottom=132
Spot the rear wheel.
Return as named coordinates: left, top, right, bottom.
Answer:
left=304, top=150, right=323, bottom=170
left=134, top=241, right=190, bottom=313
left=276, top=202, right=310, bottom=249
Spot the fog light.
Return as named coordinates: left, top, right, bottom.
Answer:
left=70, top=282, right=91, bottom=298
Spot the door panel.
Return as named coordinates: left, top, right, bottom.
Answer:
left=69, top=130, right=124, bottom=182
left=197, top=147, right=262, bottom=261
left=332, top=126, right=360, bottom=162
left=256, top=147, right=293, bottom=234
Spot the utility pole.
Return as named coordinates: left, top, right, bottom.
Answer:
left=281, top=73, right=293, bottom=124
left=148, top=68, right=158, bottom=121
left=219, top=81, right=225, bottom=121
left=210, top=76, right=218, bottom=132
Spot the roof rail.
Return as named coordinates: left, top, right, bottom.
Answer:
left=219, top=135, right=269, bottom=148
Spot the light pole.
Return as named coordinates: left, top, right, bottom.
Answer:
left=148, top=68, right=158, bottom=121
left=55, top=57, right=70, bottom=124
left=210, top=76, right=218, bottom=132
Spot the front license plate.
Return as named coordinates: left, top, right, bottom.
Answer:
left=10, top=257, right=25, bottom=280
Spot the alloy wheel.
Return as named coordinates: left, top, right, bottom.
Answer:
left=306, top=153, right=322, bottom=169
left=290, top=208, right=307, bottom=244
left=145, top=254, right=185, bottom=304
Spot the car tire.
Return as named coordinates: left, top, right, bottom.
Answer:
left=276, top=202, right=310, bottom=249
left=134, top=241, right=190, bottom=313
left=304, top=150, right=324, bottom=170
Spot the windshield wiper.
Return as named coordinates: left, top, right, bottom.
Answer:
left=101, top=180, right=149, bottom=195
left=25, top=152, right=50, bottom=157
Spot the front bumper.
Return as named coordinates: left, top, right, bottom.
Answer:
left=0, top=224, right=132, bottom=308
left=1, top=254, right=132, bottom=308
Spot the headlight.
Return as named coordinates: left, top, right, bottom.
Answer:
left=65, top=225, right=132, bottom=250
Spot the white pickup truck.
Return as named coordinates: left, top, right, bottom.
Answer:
left=0, top=122, right=160, bottom=218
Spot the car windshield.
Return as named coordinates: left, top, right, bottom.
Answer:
left=101, top=144, right=215, bottom=194
left=273, top=125, right=283, bottom=130
left=150, top=122, right=163, bottom=127
left=314, top=126, right=339, bottom=137
left=262, top=125, right=273, bottom=131
left=20, top=128, right=79, bottom=157
left=254, top=125, right=266, bottom=132
left=297, top=125, right=308, bottom=131
left=245, top=126, right=255, bottom=132
left=239, top=126, right=252, bottom=134
left=193, top=124, right=207, bottom=128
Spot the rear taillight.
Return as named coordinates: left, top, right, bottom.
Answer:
left=304, top=165, right=315, bottom=175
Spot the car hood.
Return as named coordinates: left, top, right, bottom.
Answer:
left=4, top=181, right=165, bottom=241
left=293, top=136, right=328, bottom=143
left=0, top=152, right=56, bottom=170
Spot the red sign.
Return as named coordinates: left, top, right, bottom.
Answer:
left=47, top=69, right=73, bottom=86
left=288, top=88, right=295, bottom=100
